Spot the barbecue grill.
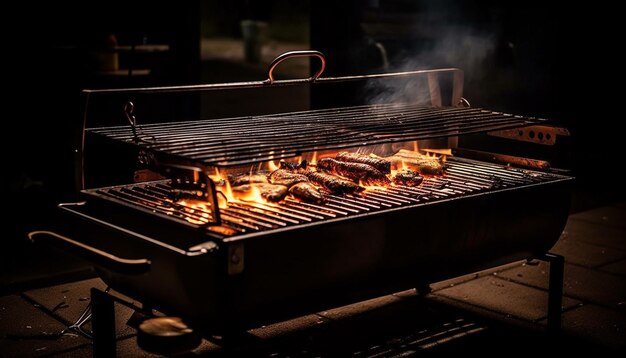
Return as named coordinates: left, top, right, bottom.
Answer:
left=29, top=51, right=573, bottom=354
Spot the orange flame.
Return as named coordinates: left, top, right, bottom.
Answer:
left=268, top=160, right=279, bottom=172
left=177, top=200, right=214, bottom=225
left=236, top=184, right=265, bottom=203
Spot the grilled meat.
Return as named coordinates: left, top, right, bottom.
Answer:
left=230, top=174, right=269, bottom=186
left=231, top=183, right=288, bottom=202
left=289, top=182, right=324, bottom=203
left=279, top=159, right=307, bottom=171
left=304, top=170, right=363, bottom=194
left=335, top=152, right=391, bottom=174
left=392, top=169, right=424, bottom=187
left=386, top=150, right=444, bottom=175
left=269, top=169, right=308, bottom=187
left=317, top=158, right=390, bottom=185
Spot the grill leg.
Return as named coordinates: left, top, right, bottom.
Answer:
left=91, top=288, right=117, bottom=358
left=538, top=253, right=564, bottom=335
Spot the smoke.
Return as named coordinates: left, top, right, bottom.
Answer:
left=363, top=21, right=497, bottom=106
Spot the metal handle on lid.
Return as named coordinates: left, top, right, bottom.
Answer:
left=266, top=50, right=326, bottom=83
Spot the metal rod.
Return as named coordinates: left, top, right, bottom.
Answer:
left=82, top=68, right=463, bottom=95
left=91, top=288, right=116, bottom=358
left=543, top=252, right=564, bottom=335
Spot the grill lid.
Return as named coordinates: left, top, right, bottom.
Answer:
left=87, top=102, right=544, bottom=168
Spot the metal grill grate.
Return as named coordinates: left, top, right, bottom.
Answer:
left=87, top=103, right=543, bottom=167
left=81, top=158, right=568, bottom=239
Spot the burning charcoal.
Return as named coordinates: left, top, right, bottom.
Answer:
left=289, top=182, right=324, bottom=204
left=269, top=169, right=308, bottom=187
left=316, top=158, right=390, bottom=186
left=304, top=170, right=364, bottom=194
left=392, top=169, right=423, bottom=187
left=230, top=174, right=269, bottom=187
left=232, top=183, right=288, bottom=202
left=335, top=152, right=391, bottom=174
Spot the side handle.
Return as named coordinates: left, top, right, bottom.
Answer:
left=266, top=50, right=326, bottom=83
left=28, top=230, right=151, bottom=275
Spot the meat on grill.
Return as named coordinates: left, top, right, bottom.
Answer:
left=232, top=183, right=288, bottom=202
left=392, top=169, right=424, bottom=187
left=317, top=158, right=390, bottom=185
left=386, top=150, right=444, bottom=175
left=269, top=169, right=308, bottom=187
left=289, top=182, right=324, bottom=203
left=304, top=170, right=364, bottom=194
left=335, top=152, right=391, bottom=174
left=230, top=174, right=269, bottom=186
left=279, top=159, right=308, bottom=171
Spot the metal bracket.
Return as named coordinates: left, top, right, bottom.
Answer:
left=163, top=164, right=222, bottom=227
left=488, top=125, right=569, bottom=146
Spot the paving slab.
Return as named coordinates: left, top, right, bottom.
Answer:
left=569, top=206, right=626, bottom=230
left=550, top=303, right=626, bottom=350
left=562, top=264, right=626, bottom=308
left=22, top=278, right=136, bottom=338
left=499, top=262, right=626, bottom=308
left=497, top=261, right=551, bottom=289
left=599, top=259, right=626, bottom=276
left=561, top=218, right=626, bottom=250
left=434, top=275, right=581, bottom=321
left=551, top=236, right=626, bottom=268
left=0, top=295, right=89, bottom=357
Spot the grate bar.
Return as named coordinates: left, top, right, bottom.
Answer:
left=82, top=158, right=568, bottom=238
left=88, top=103, right=541, bottom=168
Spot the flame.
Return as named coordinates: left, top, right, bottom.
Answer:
left=236, top=184, right=265, bottom=203
left=177, top=200, right=214, bottom=225
left=177, top=146, right=453, bottom=226
left=423, top=148, right=452, bottom=156
left=422, top=148, right=452, bottom=163
left=359, top=181, right=389, bottom=192
left=268, top=160, right=279, bottom=172
left=208, top=167, right=226, bottom=184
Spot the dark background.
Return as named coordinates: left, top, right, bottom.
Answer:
left=3, top=0, right=622, bottom=289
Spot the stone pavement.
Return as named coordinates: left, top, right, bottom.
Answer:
left=1, top=203, right=625, bottom=356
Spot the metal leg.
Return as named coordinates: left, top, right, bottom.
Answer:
left=539, top=253, right=564, bottom=335
left=91, top=288, right=117, bottom=358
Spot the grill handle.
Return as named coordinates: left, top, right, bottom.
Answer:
left=28, top=231, right=151, bottom=275
left=266, top=50, right=326, bottom=83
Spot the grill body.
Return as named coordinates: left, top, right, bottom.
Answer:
left=54, top=173, right=571, bottom=330
left=35, top=61, right=574, bottom=331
